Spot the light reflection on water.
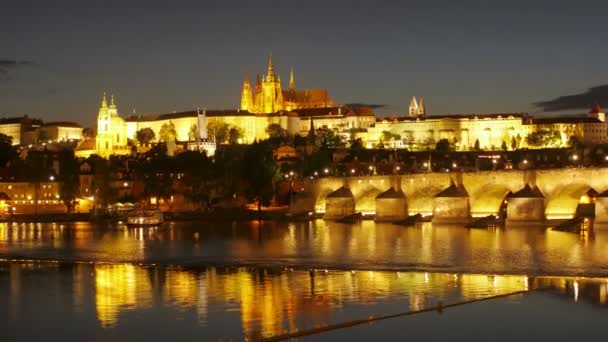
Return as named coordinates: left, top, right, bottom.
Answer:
left=1, top=261, right=607, bottom=341
left=2, top=220, right=608, bottom=276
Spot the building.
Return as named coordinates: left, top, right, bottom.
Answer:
left=364, top=103, right=608, bottom=151
left=39, top=122, right=83, bottom=142
left=0, top=181, right=65, bottom=214
left=240, top=54, right=334, bottom=114
left=0, top=116, right=43, bottom=145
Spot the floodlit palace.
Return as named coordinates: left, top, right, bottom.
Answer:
left=2, top=54, right=605, bottom=158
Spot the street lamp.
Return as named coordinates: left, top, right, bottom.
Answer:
left=324, top=168, right=329, bottom=174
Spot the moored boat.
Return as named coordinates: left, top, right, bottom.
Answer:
left=126, top=209, right=164, bottom=227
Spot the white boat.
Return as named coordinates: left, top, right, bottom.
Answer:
left=126, top=209, right=164, bottom=227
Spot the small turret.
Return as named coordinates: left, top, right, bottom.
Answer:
left=418, top=97, right=425, bottom=116
left=101, top=92, right=108, bottom=109
left=589, top=102, right=606, bottom=122
left=109, top=94, right=116, bottom=109
left=289, top=68, right=295, bottom=90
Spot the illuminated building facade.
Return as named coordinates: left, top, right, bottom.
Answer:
left=95, top=93, right=129, bottom=158
left=0, top=116, right=42, bottom=146
left=365, top=104, right=608, bottom=150
left=241, top=54, right=334, bottom=114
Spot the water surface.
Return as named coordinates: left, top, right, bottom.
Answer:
left=1, top=220, right=607, bottom=276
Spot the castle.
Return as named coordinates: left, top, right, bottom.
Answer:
left=240, top=54, right=334, bottom=114
left=73, top=54, right=608, bottom=159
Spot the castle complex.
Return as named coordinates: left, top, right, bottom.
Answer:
left=240, top=54, right=334, bottom=113
left=67, top=54, right=608, bottom=158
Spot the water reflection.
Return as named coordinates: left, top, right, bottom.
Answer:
left=2, top=221, right=608, bottom=277
left=2, top=261, right=607, bottom=340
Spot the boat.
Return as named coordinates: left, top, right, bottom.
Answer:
left=126, top=209, right=164, bottom=227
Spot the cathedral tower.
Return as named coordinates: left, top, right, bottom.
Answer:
left=96, top=92, right=128, bottom=158
left=409, top=96, right=425, bottom=117
left=260, top=53, right=284, bottom=113
left=240, top=69, right=253, bottom=111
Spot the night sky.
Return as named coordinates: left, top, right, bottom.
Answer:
left=2, top=0, right=608, bottom=127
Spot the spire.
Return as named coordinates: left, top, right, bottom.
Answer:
left=254, top=74, right=261, bottom=91
left=418, top=97, right=425, bottom=115
left=308, top=117, right=315, bottom=137
left=289, top=67, right=295, bottom=90
left=409, top=96, right=418, bottom=108
left=243, top=67, right=250, bottom=85
left=266, top=52, right=275, bottom=80
left=101, top=92, right=108, bottom=108
left=110, top=94, right=116, bottom=108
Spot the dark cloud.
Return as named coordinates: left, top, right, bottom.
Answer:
left=345, top=103, right=387, bottom=109
left=534, top=85, right=608, bottom=112
left=0, top=60, right=35, bottom=78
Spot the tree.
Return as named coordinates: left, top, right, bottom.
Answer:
left=158, top=122, right=177, bottom=142
left=177, top=151, right=215, bottom=211
left=92, top=158, right=118, bottom=207
left=241, top=141, right=280, bottom=214
left=134, top=153, right=174, bottom=207
left=474, top=139, right=481, bottom=151
left=0, top=134, right=16, bottom=167
left=136, top=127, right=156, bottom=145
left=303, top=149, right=332, bottom=176
left=228, top=127, right=244, bottom=145
left=314, top=127, right=343, bottom=149
left=526, top=130, right=561, bottom=148
left=501, top=140, right=508, bottom=151
left=435, top=139, right=451, bottom=152
left=266, top=123, right=288, bottom=139
left=511, top=136, right=517, bottom=150
left=188, top=124, right=198, bottom=141
left=207, top=119, right=230, bottom=144
left=58, top=150, right=79, bottom=213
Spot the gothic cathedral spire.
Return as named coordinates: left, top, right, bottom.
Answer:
left=266, top=52, right=275, bottom=80
left=289, top=68, right=295, bottom=90
left=240, top=68, right=254, bottom=111
left=101, top=92, right=108, bottom=109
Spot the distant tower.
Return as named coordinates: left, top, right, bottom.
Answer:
left=408, top=96, right=425, bottom=117
left=289, top=67, right=295, bottom=91
left=261, top=53, right=284, bottom=113
left=418, top=97, right=426, bottom=116
left=253, top=74, right=262, bottom=113
left=197, top=108, right=208, bottom=140
left=589, top=102, right=606, bottom=122
left=96, top=93, right=128, bottom=158
left=240, top=69, right=253, bottom=111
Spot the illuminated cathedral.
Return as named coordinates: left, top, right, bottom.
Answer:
left=240, top=54, right=334, bottom=114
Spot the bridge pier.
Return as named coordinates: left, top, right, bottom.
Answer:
left=432, top=181, right=470, bottom=224
left=506, top=184, right=545, bottom=227
left=324, top=186, right=355, bottom=220
left=375, top=187, right=407, bottom=222
left=594, top=190, right=608, bottom=229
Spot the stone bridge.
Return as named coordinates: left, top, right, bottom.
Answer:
left=292, top=168, right=608, bottom=227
